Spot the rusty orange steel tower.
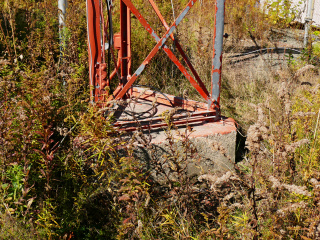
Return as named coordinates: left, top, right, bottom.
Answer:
left=86, top=0, right=229, bottom=131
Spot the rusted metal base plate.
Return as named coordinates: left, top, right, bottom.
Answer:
left=113, top=86, right=220, bottom=131
left=113, top=88, right=237, bottom=177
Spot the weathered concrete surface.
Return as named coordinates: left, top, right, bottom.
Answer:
left=131, top=118, right=237, bottom=182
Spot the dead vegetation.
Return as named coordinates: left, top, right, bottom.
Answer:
left=0, top=0, right=320, bottom=239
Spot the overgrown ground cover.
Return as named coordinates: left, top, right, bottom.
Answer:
left=1, top=0, right=320, bottom=239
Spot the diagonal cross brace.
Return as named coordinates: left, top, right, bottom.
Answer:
left=148, top=0, right=209, bottom=98
left=113, top=0, right=210, bottom=101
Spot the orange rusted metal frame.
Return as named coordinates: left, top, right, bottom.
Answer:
left=109, top=0, right=211, bottom=103
left=87, top=0, right=223, bottom=110
left=87, top=0, right=103, bottom=102
left=87, top=0, right=226, bottom=130
left=119, top=0, right=132, bottom=93
left=147, top=0, right=209, bottom=98
left=87, top=0, right=110, bottom=102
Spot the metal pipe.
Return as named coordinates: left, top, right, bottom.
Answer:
left=58, top=0, right=67, bottom=54
left=304, top=0, right=315, bottom=48
left=210, top=0, right=225, bottom=112
left=58, top=0, right=67, bottom=86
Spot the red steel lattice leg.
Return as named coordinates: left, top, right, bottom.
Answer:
left=87, top=0, right=102, bottom=102
left=87, top=0, right=109, bottom=103
left=119, top=0, right=132, bottom=97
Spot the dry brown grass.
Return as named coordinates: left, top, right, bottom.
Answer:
left=1, top=0, right=320, bottom=238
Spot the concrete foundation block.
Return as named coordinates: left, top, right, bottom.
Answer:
left=132, top=118, right=237, bottom=182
